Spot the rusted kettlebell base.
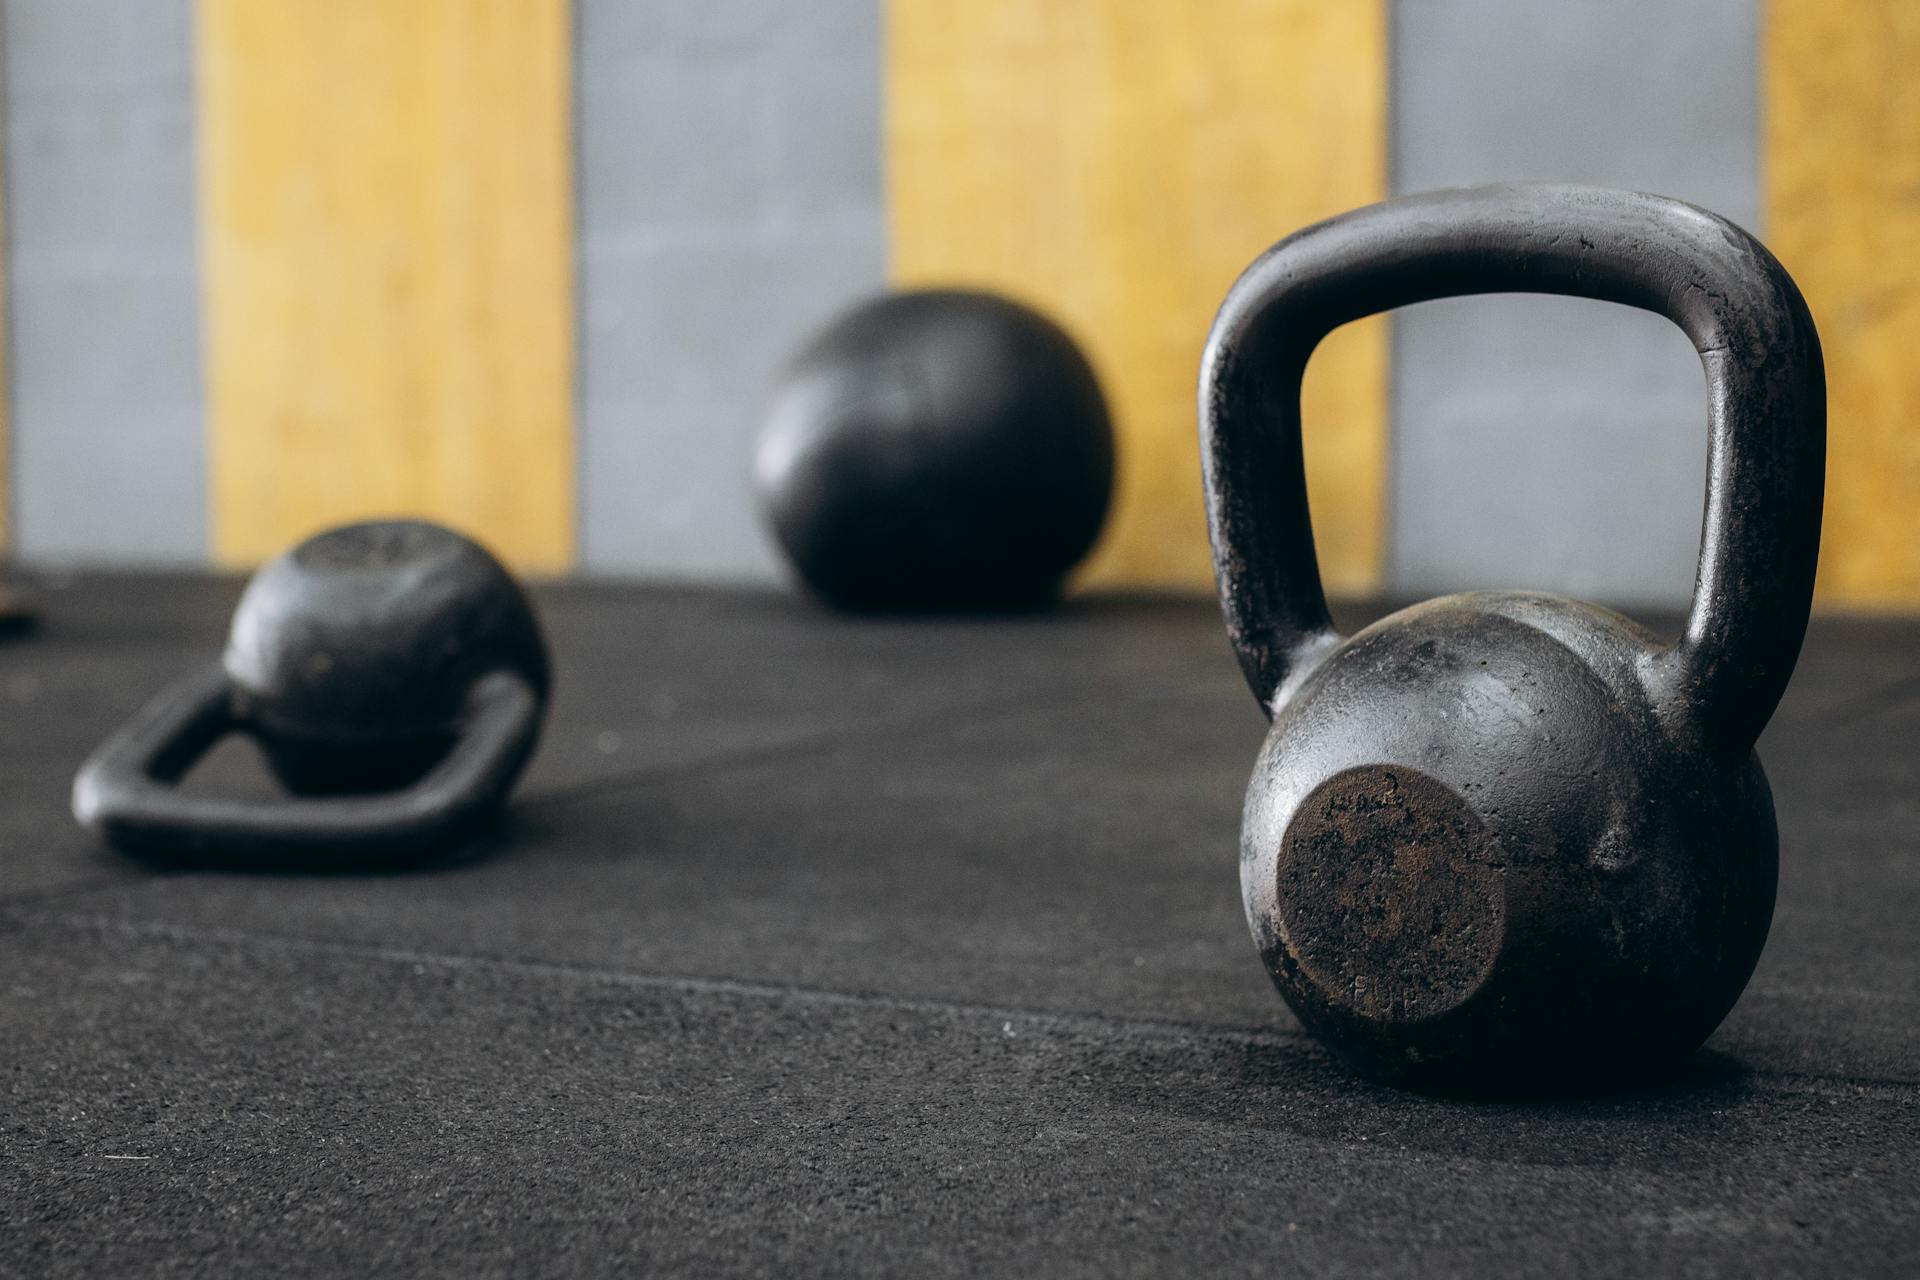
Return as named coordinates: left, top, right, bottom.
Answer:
left=1243, top=594, right=1778, bottom=1097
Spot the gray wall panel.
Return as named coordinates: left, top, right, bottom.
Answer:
left=1390, top=0, right=1759, bottom=606
left=5, top=0, right=205, bottom=563
left=578, top=0, right=886, bottom=581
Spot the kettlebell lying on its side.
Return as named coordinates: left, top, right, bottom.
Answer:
left=1200, top=185, right=1824, bottom=1094
left=73, top=519, right=550, bottom=864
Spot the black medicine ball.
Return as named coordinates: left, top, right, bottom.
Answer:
left=753, top=289, right=1115, bottom=613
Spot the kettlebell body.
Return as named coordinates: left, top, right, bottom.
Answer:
left=225, top=520, right=549, bottom=795
left=73, top=520, right=550, bottom=863
left=1201, top=186, right=1824, bottom=1093
left=1244, top=592, right=1776, bottom=1092
left=754, top=288, right=1114, bottom=613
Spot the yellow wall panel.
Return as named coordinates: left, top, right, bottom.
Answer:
left=887, top=0, right=1388, bottom=593
left=199, top=0, right=575, bottom=572
left=1767, top=0, right=1920, bottom=607
left=0, top=117, right=8, bottom=556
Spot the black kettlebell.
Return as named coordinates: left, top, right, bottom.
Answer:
left=73, top=519, right=550, bottom=862
left=754, top=289, right=1114, bottom=612
left=1200, top=185, right=1824, bottom=1094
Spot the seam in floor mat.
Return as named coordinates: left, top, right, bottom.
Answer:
left=517, top=683, right=1201, bottom=813
left=0, top=871, right=142, bottom=912
left=5, top=905, right=1916, bottom=1102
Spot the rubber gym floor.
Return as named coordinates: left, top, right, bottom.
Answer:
left=3, top=574, right=1916, bottom=1276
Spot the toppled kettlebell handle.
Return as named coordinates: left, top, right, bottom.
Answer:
left=1199, top=184, right=1825, bottom=755
left=72, top=663, right=544, bottom=861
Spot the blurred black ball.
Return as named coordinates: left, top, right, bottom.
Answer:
left=753, top=289, right=1114, bottom=612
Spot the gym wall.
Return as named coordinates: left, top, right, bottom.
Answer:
left=0, top=0, right=1914, bottom=611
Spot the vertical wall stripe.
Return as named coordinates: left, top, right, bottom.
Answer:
left=0, top=14, right=9, bottom=558
left=1767, top=1, right=1920, bottom=608
left=577, top=0, right=885, bottom=582
left=887, top=0, right=1389, bottom=595
left=1390, top=0, right=1759, bottom=608
left=5, top=0, right=205, bottom=564
left=199, top=0, right=575, bottom=572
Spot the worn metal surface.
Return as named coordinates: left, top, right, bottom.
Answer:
left=1199, top=185, right=1825, bottom=1092
left=71, top=521, right=550, bottom=864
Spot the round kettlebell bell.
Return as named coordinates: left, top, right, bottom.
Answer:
left=73, top=519, right=550, bottom=862
left=754, top=288, right=1114, bottom=612
left=1201, top=186, right=1824, bottom=1093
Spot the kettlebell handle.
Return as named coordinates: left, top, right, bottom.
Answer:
left=71, top=663, right=544, bottom=861
left=1200, top=184, right=1825, bottom=754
